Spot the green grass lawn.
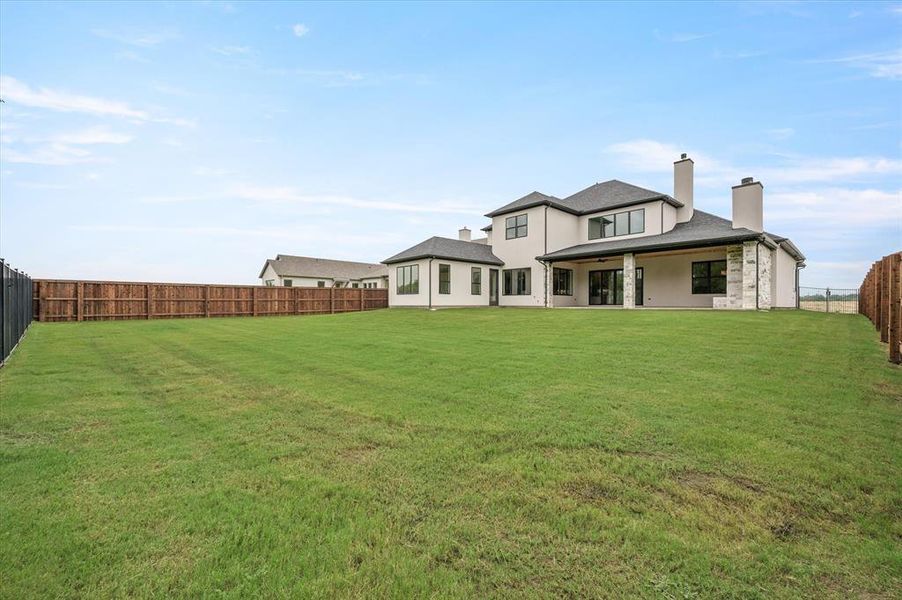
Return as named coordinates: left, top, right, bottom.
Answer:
left=1, top=309, right=900, bottom=598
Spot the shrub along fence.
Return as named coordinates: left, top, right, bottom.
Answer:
left=1, top=260, right=33, bottom=365
left=32, top=279, right=388, bottom=322
left=858, top=252, right=901, bottom=364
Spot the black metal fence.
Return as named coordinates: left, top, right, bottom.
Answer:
left=1, top=260, right=33, bottom=365
left=799, top=287, right=859, bottom=314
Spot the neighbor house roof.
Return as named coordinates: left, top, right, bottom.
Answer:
left=382, top=236, right=504, bottom=266
left=537, top=210, right=801, bottom=262
left=485, top=180, right=681, bottom=218
left=258, top=255, right=388, bottom=280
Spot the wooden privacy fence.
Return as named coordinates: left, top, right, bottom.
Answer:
left=858, top=252, right=901, bottom=364
left=32, top=279, right=388, bottom=322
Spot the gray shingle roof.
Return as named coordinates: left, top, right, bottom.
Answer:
left=559, top=180, right=681, bottom=213
left=537, top=210, right=767, bottom=261
left=485, top=180, right=681, bottom=218
left=259, top=255, right=388, bottom=280
left=382, top=236, right=504, bottom=265
left=485, top=191, right=566, bottom=217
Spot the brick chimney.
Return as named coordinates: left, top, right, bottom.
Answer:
left=458, top=227, right=471, bottom=241
left=674, top=153, right=694, bottom=223
left=732, top=177, right=763, bottom=232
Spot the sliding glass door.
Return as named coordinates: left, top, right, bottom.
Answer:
left=589, top=269, right=623, bottom=305
left=589, top=268, right=643, bottom=306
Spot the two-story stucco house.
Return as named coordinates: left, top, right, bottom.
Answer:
left=382, top=154, right=805, bottom=309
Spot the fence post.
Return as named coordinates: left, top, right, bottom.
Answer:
left=204, top=285, right=210, bottom=318
left=825, top=287, right=830, bottom=314
left=146, top=284, right=153, bottom=319
left=295, top=287, right=300, bottom=315
left=330, top=286, right=335, bottom=314
left=360, top=287, right=365, bottom=311
left=890, top=253, right=901, bottom=364
left=76, top=281, right=83, bottom=322
left=38, top=280, right=46, bottom=322
left=252, top=287, right=257, bottom=317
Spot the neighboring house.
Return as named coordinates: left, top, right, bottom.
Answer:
left=382, top=154, right=805, bottom=309
left=258, top=255, right=388, bottom=289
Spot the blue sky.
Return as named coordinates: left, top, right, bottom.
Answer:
left=1, top=1, right=899, bottom=288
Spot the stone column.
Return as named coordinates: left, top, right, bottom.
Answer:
left=623, top=253, right=635, bottom=309
left=725, top=244, right=743, bottom=309
left=742, top=241, right=759, bottom=310
left=757, top=246, right=772, bottom=310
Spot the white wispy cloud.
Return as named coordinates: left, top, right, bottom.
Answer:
left=605, top=139, right=902, bottom=187
left=766, top=188, right=901, bottom=228
left=765, top=128, right=795, bottom=140
left=292, top=23, right=310, bottom=38
left=139, top=184, right=482, bottom=215
left=810, top=49, right=902, bottom=80
left=229, top=184, right=482, bottom=215
left=210, top=45, right=252, bottom=56
left=1, top=127, right=132, bottom=166
left=51, top=127, right=133, bottom=145
left=192, top=166, right=231, bottom=177
left=1, top=144, right=97, bottom=166
left=0, top=75, right=149, bottom=119
left=91, top=28, right=179, bottom=47
left=0, top=76, right=194, bottom=126
left=654, top=30, right=714, bottom=43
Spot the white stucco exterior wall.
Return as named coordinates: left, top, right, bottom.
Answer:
left=773, top=245, right=798, bottom=308
left=490, top=205, right=548, bottom=307
left=387, top=259, right=431, bottom=307
left=387, top=259, right=493, bottom=307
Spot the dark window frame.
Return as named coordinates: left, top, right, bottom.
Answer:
left=471, top=267, right=482, bottom=295
left=396, top=264, right=420, bottom=295
left=588, top=208, right=646, bottom=240
left=283, top=279, right=293, bottom=287
left=553, top=267, right=573, bottom=296
left=503, top=268, right=531, bottom=296
left=691, top=260, right=727, bottom=294
left=505, top=213, right=528, bottom=239
left=439, top=264, right=451, bottom=295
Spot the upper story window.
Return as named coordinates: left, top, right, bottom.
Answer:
left=439, top=264, right=451, bottom=294
left=317, top=281, right=325, bottom=287
left=505, top=214, right=528, bottom=239
left=284, top=279, right=293, bottom=287
left=397, top=265, right=419, bottom=295
left=588, top=208, right=645, bottom=240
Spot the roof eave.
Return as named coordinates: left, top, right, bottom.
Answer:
left=537, top=233, right=763, bottom=262
left=382, top=254, right=503, bottom=266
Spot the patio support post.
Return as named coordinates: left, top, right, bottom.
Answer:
left=623, top=253, right=636, bottom=309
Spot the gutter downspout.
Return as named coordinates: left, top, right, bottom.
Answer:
left=795, top=262, right=805, bottom=309
left=428, top=258, right=433, bottom=310
left=544, top=206, right=549, bottom=308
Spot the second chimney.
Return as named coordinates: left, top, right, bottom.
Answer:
left=732, top=177, right=763, bottom=232
left=674, top=153, right=694, bottom=223
left=458, top=227, right=471, bottom=242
